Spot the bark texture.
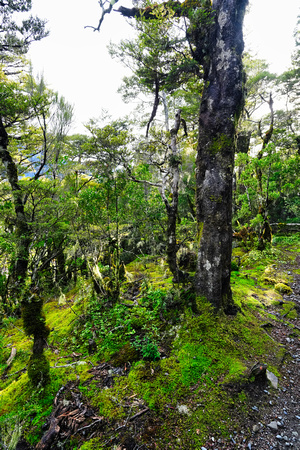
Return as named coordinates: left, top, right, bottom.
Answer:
left=161, top=110, right=183, bottom=282
left=194, top=0, right=248, bottom=312
left=0, top=118, right=31, bottom=295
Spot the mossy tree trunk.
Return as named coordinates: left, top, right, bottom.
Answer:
left=0, top=118, right=50, bottom=385
left=104, top=0, right=248, bottom=306
left=194, top=0, right=248, bottom=312
left=160, top=110, right=185, bottom=282
left=0, top=118, right=31, bottom=297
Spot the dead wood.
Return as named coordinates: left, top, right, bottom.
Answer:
left=6, top=346, right=17, bottom=366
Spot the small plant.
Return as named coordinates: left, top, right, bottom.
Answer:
left=133, top=336, right=160, bottom=361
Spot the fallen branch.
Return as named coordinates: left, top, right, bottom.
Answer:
left=6, top=347, right=17, bottom=366
left=75, top=417, right=104, bottom=435
left=50, top=361, right=87, bottom=369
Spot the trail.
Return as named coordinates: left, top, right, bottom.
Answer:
left=204, top=251, right=300, bottom=450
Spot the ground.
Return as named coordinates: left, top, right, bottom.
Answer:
left=201, top=249, right=300, bottom=450
left=0, top=238, right=300, bottom=450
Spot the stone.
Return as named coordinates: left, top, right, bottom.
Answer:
left=268, top=421, right=278, bottom=431
left=252, top=424, right=260, bottom=433
left=266, top=369, right=278, bottom=389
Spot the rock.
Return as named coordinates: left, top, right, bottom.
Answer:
left=252, top=424, right=260, bottom=433
left=267, top=421, right=278, bottom=431
left=266, top=369, right=278, bottom=389
left=250, top=362, right=267, bottom=378
left=292, top=431, right=299, bottom=438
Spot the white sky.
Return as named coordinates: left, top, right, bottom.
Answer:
left=28, top=0, right=300, bottom=134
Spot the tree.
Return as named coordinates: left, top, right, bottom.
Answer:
left=93, top=0, right=248, bottom=312
left=0, top=0, right=47, bottom=56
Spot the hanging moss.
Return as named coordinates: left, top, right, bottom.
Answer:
left=27, top=352, right=50, bottom=386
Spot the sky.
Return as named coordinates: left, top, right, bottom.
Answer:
left=27, top=0, right=300, bottom=134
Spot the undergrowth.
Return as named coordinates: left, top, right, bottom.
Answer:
left=0, top=236, right=299, bottom=448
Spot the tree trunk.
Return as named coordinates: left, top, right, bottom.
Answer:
left=0, top=118, right=31, bottom=296
left=0, top=118, right=50, bottom=385
left=161, top=110, right=184, bottom=282
left=194, top=0, right=248, bottom=312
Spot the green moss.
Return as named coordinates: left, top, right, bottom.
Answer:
left=197, top=222, right=204, bottom=245
left=209, top=134, right=233, bottom=155
left=80, top=438, right=104, bottom=449
left=275, top=283, right=292, bottom=294
left=21, top=298, right=49, bottom=339
left=27, top=353, right=50, bottom=386
left=209, top=195, right=222, bottom=203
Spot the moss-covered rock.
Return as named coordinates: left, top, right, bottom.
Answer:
left=274, top=283, right=292, bottom=295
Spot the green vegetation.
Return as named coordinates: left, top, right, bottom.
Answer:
left=0, top=1, right=300, bottom=449
left=1, top=236, right=299, bottom=448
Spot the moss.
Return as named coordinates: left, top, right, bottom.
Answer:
left=275, top=283, right=292, bottom=295
left=110, top=342, right=139, bottom=366
left=27, top=353, right=50, bottom=386
left=209, top=195, right=222, bottom=203
left=209, top=134, right=233, bottom=154
left=197, top=222, right=204, bottom=245
left=80, top=438, right=104, bottom=449
left=21, top=298, right=49, bottom=339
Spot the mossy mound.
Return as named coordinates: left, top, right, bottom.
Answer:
left=274, top=283, right=292, bottom=294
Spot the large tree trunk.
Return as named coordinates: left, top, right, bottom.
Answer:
left=194, top=0, right=248, bottom=312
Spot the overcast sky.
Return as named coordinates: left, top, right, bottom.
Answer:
left=28, top=0, right=300, bottom=134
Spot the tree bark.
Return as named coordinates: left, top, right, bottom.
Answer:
left=194, top=0, right=248, bottom=312
left=160, top=110, right=185, bottom=282
left=0, top=117, right=31, bottom=296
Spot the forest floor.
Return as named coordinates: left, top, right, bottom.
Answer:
left=1, top=238, right=300, bottom=450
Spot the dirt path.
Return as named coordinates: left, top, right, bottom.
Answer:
left=203, top=253, right=300, bottom=450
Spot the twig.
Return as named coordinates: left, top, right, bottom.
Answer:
left=2, top=366, right=26, bottom=378
left=129, top=408, right=150, bottom=421
left=50, top=361, right=87, bottom=369
left=74, top=418, right=104, bottom=435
